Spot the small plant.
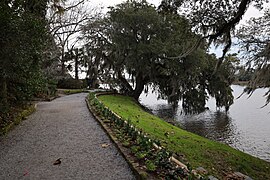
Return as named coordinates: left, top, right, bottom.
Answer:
left=131, top=145, right=140, bottom=154
left=136, top=151, right=147, bottom=160
left=146, top=160, right=156, bottom=172
left=122, top=140, right=131, bottom=147
left=137, top=134, right=152, bottom=151
left=187, top=163, right=193, bottom=173
left=130, top=127, right=139, bottom=141
left=155, top=149, right=172, bottom=170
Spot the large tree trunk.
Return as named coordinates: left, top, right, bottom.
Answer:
left=132, top=73, right=145, bottom=100
left=117, top=71, right=134, bottom=93
left=87, top=62, right=99, bottom=88
left=92, top=66, right=99, bottom=88
left=117, top=71, right=145, bottom=101
left=74, top=49, right=79, bottom=80
left=61, top=48, right=66, bottom=76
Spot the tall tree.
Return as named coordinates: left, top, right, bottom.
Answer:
left=47, top=0, right=93, bottom=77
left=83, top=0, right=234, bottom=113
left=0, top=0, right=48, bottom=126
left=64, top=47, right=85, bottom=80
left=82, top=12, right=114, bottom=88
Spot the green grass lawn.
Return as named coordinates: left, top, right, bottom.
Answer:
left=98, top=94, right=270, bottom=179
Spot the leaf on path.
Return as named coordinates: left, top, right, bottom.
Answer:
left=53, top=158, right=62, bottom=165
left=23, top=169, right=29, bottom=176
left=101, top=143, right=110, bottom=148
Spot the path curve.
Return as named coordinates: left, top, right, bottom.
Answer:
left=0, top=93, right=135, bottom=180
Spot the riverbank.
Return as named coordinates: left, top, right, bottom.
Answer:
left=98, top=94, right=270, bottom=179
left=140, top=85, right=270, bottom=162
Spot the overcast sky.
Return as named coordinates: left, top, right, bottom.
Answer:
left=89, top=0, right=265, bottom=22
left=90, top=0, right=161, bottom=8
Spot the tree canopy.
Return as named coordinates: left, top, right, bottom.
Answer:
left=83, top=0, right=234, bottom=113
left=159, top=0, right=269, bottom=64
left=237, top=8, right=270, bottom=105
left=0, top=0, right=50, bottom=128
left=159, top=0, right=270, bottom=105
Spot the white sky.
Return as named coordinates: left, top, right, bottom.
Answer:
left=89, top=0, right=161, bottom=8
left=89, top=0, right=265, bottom=22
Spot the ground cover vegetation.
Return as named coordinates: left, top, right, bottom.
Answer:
left=97, top=94, right=270, bottom=179
left=61, top=89, right=86, bottom=95
left=88, top=93, right=197, bottom=179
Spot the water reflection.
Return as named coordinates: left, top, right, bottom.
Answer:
left=189, top=112, right=242, bottom=148
left=153, top=104, right=177, bottom=119
left=153, top=106, right=239, bottom=145
left=140, top=85, right=270, bottom=162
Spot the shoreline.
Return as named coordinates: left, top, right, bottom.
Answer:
left=94, top=93, right=270, bottom=179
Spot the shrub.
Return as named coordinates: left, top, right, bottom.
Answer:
left=57, top=78, right=86, bottom=89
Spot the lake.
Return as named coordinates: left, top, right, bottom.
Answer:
left=139, top=85, right=270, bottom=162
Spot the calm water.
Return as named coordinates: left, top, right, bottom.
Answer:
left=139, top=85, right=270, bottom=162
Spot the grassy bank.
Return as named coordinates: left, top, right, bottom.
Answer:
left=98, top=94, right=270, bottom=179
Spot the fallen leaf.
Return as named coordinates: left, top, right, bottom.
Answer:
left=53, top=158, right=62, bottom=165
left=23, top=169, right=29, bottom=176
left=101, top=143, right=110, bottom=148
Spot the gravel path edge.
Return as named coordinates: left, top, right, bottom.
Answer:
left=85, top=96, right=154, bottom=180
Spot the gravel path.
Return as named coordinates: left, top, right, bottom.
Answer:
left=0, top=93, right=135, bottom=180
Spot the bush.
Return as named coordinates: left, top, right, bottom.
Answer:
left=57, top=78, right=86, bottom=89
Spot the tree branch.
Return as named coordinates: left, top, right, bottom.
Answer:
left=209, top=0, right=251, bottom=41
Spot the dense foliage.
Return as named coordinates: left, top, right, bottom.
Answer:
left=0, top=1, right=48, bottom=126
left=83, top=0, right=234, bottom=113
left=159, top=0, right=270, bottom=105
left=159, top=0, right=269, bottom=58
left=0, top=0, right=86, bottom=130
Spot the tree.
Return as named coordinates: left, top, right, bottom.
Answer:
left=0, top=0, right=48, bottom=126
left=83, top=0, right=234, bottom=113
left=82, top=12, right=115, bottom=88
left=64, top=47, right=85, bottom=80
left=158, top=0, right=268, bottom=67
left=0, top=0, right=70, bottom=126
left=236, top=9, right=270, bottom=104
left=47, top=0, right=94, bottom=77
